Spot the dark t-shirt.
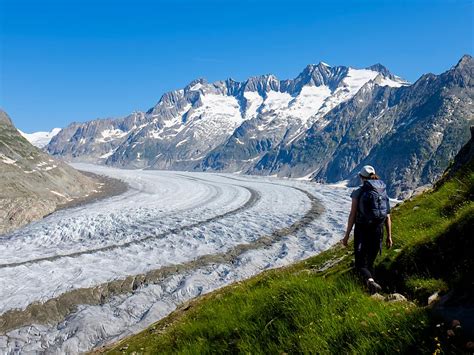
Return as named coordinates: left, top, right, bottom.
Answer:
left=350, top=186, right=391, bottom=223
left=350, top=187, right=363, bottom=200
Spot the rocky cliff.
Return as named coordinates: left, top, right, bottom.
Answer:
left=0, top=110, right=100, bottom=235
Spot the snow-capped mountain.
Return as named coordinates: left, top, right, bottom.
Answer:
left=47, top=62, right=405, bottom=167
left=19, top=128, right=61, bottom=148
left=46, top=56, right=473, bottom=198
left=252, top=55, right=474, bottom=197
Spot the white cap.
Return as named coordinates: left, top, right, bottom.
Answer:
left=359, top=165, right=376, bottom=178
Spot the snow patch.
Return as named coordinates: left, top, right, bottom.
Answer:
left=49, top=190, right=68, bottom=199
left=327, top=180, right=350, bottom=188
left=176, top=138, right=188, bottom=147
left=148, top=129, right=164, bottom=139
left=43, top=165, right=57, bottom=171
left=189, top=83, right=204, bottom=91
left=261, top=91, right=293, bottom=112
left=19, top=128, right=61, bottom=148
left=184, top=93, right=244, bottom=141
left=288, top=85, right=332, bottom=121
left=377, top=77, right=409, bottom=87
left=343, top=68, right=379, bottom=96
left=97, top=129, right=127, bottom=143
left=0, top=154, right=16, bottom=165
left=243, top=91, right=264, bottom=119
left=100, top=149, right=117, bottom=159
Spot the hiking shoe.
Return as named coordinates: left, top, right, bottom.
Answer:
left=367, top=280, right=382, bottom=294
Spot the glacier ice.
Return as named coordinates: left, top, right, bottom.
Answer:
left=0, top=164, right=350, bottom=353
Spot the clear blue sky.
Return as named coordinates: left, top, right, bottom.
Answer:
left=0, top=0, right=472, bottom=132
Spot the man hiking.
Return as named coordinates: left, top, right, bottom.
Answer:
left=342, top=165, right=393, bottom=293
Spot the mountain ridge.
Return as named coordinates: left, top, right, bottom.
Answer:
left=0, top=109, right=103, bottom=234
left=46, top=56, right=473, bottom=198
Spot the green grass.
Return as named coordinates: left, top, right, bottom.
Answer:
left=376, top=161, right=474, bottom=296
left=107, top=274, right=430, bottom=355
left=405, top=277, right=448, bottom=304
left=103, top=159, right=473, bottom=355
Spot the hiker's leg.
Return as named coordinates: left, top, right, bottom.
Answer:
left=354, top=224, right=372, bottom=280
left=353, top=223, right=364, bottom=270
left=366, top=223, right=384, bottom=278
left=366, top=243, right=379, bottom=278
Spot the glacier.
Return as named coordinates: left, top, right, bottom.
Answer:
left=0, top=164, right=351, bottom=353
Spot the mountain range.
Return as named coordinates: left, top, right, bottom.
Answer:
left=45, top=55, right=473, bottom=198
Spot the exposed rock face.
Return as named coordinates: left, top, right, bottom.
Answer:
left=0, top=110, right=99, bottom=235
left=436, top=125, right=474, bottom=186
left=46, top=112, right=148, bottom=163
left=359, top=56, right=474, bottom=197
left=0, top=110, right=13, bottom=126
left=46, top=56, right=473, bottom=198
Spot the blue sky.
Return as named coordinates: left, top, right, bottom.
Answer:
left=0, top=0, right=472, bottom=132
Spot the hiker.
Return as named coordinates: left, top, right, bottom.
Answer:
left=342, top=165, right=393, bottom=293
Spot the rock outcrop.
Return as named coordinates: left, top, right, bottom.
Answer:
left=0, top=110, right=100, bottom=235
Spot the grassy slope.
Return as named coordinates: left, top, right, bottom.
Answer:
left=104, top=159, right=473, bottom=354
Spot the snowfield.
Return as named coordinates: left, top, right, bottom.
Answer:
left=18, top=128, right=62, bottom=148
left=0, top=164, right=350, bottom=353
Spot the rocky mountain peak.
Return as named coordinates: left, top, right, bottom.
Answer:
left=148, top=88, right=186, bottom=114
left=281, top=62, right=347, bottom=94
left=366, top=63, right=409, bottom=84
left=443, top=54, right=473, bottom=87
left=299, top=62, right=334, bottom=85
left=367, top=63, right=392, bottom=76
left=0, top=109, right=13, bottom=126
left=185, top=78, right=207, bottom=91
left=454, top=54, right=473, bottom=70
left=224, top=78, right=242, bottom=96
left=242, top=74, right=280, bottom=94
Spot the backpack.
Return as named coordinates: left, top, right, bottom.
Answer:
left=358, top=180, right=389, bottom=224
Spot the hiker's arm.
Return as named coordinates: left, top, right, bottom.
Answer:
left=342, top=198, right=358, bottom=246
left=385, top=214, right=393, bottom=248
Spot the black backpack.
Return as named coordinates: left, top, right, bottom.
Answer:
left=358, top=179, right=389, bottom=224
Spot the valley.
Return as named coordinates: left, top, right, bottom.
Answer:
left=0, top=164, right=350, bottom=353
